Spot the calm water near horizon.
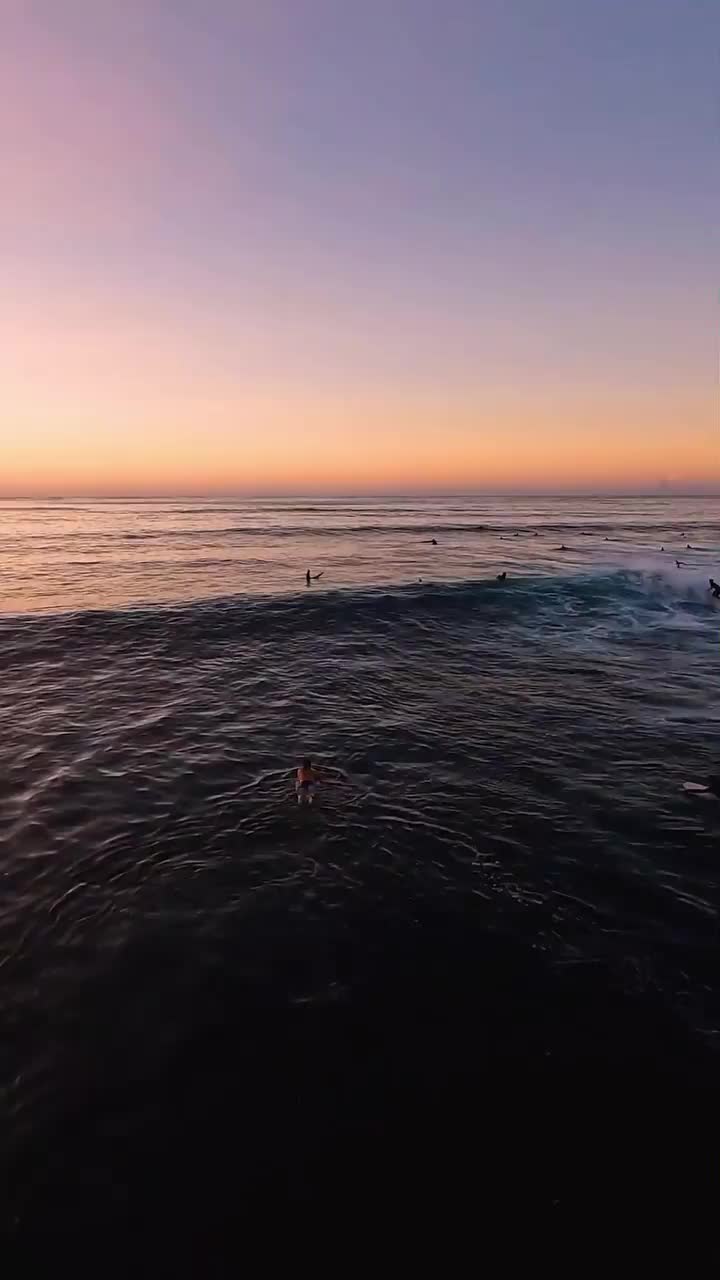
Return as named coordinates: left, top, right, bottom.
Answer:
left=2, top=495, right=719, bottom=1243
left=2, top=493, right=720, bottom=610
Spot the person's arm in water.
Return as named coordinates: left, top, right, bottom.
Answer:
left=314, top=763, right=348, bottom=782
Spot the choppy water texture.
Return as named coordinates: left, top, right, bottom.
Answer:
left=1, top=497, right=719, bottom=1250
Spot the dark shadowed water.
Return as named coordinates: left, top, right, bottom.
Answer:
left=1, top=497, right=719, bottom=1254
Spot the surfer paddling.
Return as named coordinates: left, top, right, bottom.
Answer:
left=295, top=757, right=347, bottom=805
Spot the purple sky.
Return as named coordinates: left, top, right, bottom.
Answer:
left=2, top=0, right=717, bottom=493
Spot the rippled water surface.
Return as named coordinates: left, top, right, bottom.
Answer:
left=1, top=496, right=719, bottom=1247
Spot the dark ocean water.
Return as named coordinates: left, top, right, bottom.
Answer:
left=1, top=497, right=719, bottom=1256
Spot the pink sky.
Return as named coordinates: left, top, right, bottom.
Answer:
left=2, top=1, right=717, bottom=494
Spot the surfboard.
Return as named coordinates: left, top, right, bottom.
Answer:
left=683, top=782, right=713, bottom=795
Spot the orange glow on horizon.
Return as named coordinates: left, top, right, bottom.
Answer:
left=1, top=5, right=716, bottom=500
left=2, top=386, right=717, bottom=497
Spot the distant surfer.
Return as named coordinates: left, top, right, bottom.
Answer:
left=422, top=538, right=438, bottom=545
left=687, top=544, right=693, bottom=550
left=675, top=560, right=682, bottom=568
left=305, top=570, right=324, bottom=585
left=709, top=578, right=720, bottom=599
left=295, top=757, right=346, bottom=805
left=496, top=571, right=507, bottom=582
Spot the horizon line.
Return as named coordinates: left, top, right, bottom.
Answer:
left=1, top=491, right=720, bottom=502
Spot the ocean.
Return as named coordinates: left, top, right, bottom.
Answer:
left=1, top=496, right=719, bottom=1253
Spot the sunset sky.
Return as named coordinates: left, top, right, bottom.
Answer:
left=2, top=0, right=717, bottom=495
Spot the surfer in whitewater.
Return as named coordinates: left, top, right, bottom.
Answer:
left=709, top=578, right=720, bottom=599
